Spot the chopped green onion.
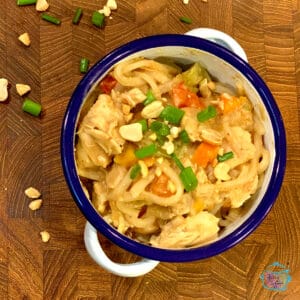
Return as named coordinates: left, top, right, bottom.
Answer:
left=41, top=13, right=61, bottom=25
left=179, top=129, right=190, bottom=144
left=17, top=0, right=37, bottom=5
left=92, top=11, right=105, bottom=28
left=135, top=144, right=157, bottom=159
left=150, top=121, right=170, bottom=137
left=217, top=151, right=234, bottom=162
left=143, top=90, right=156, bottom=106
left=22, top=98, right=42, bottom=117
left=180, top=16, right=192, bottom=24
left=130, top=164, right=141, bottom=179
left=80, top=58, right=89, bottom=73
left=170, top=153, right=184, bottom=171
left=72, top=8, right=83, bottom=25
left=137, top=119, right=148, bottom=133
left=159, top=105, right=185, bottom=125
left=179, top=167, right=198, bottom=192
left=197, top=105, right=217, bottom=122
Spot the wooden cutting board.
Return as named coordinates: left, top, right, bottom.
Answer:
left=0, top=0, right=300, bottom=299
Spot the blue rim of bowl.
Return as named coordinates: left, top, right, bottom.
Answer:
left=61, top=34, right=286, bottom=262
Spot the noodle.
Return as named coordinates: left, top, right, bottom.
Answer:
left=75, top=57, right=270, bottom=249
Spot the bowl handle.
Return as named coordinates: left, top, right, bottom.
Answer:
left=185, top=28, right=248, bottom=62
left=84, top=222, right=160, bottom=277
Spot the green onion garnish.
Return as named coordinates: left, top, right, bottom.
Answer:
left=197, top=105, right=217, bottom=122
left=150, top=121, right=170, bottom=137
left=170, top=153, right=184, bottom=171
left=72, top=8, right=83, bottom=25
left=80, top=58, right=89, bottom=73
left=179, top=129, right=190, bottom=144
left=170, top=153, right=198, bottom=191
left=92, top=11, right=105, bottom=28
left=180, top=16, right=192, bottom=24
left=179, top=167, right=198, bottom=192
left=22, top=98, right=42, bottom=117
left=159, top=105, right=185, bottom=125
left=17, top=0, right=37, bottom=5
left=217, top=151, right=234, bottom=162
left=41, top=13, right=61, bottom=25
left=130, top=164, right=141, bottom=179
left=143, top=90, right=156, bottom=106
left=137, top=119, right=148, bottom=133
left=135, top=144, right=157, bottom=159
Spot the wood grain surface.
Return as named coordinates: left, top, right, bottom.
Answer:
left=0, top=0, right=300, bottom=299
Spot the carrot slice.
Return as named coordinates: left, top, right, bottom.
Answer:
left=149, top=173, right=174, bottom=197
left=192, top=142, right=219, bottom=168
left=172, top=83, right=204, bottom=109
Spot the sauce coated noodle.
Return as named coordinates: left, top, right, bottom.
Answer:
left=75, top=57, right=270, bottom=249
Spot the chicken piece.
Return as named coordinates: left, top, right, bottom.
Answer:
left=150, top=211, right=219, bottom=248
left=121, top=87, right=146, bottom=108
left=92, top=181, right=108, bottom=214
left=77, top=131, right=111, bottom=168
left=223, top=103, right=253, bottom=131
left=77, top=94, right=125, bottom=167
left=225, top=126, right=256, bottom=169
left=106, top=164, right=127, bottom=189
left=181, top=107, right=202, bottom=142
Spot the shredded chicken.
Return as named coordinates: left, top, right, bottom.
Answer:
left=77, top=94, right=125, bottom=168
left=150, top=211, right=219, bottom=248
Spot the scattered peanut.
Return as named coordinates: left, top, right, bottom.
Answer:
left=18, top=32, right=31, bottom=46
left=183, top=0, right=189, bottom=4
left=149, top=133, right=157, bottom=141
left=40, top=230, right=50, bottom=243
left=99, top=0, right=117, bottom=17
left=170, top=126, right=180, bottom=139
left=28, top=199, right=43, bottom=211
left=138, top=160, right=148, bottom=178
left=99, top=6, right=111, bottom=17
left=0, top=78, right=9, bottom=102
left=119, top=123, right=143, bottom=142
left=162, top=140, right=175, bottom=155
left=36, top=0, right=49, bottom=12
left=167, top=180, right=177, bottom=193
left=141, top=101, right=164, bottom=119
left=155, top=167, right=162, bottom=177
left=24, top=187, right=41, bottom=199
left=107, top=0, right=118, bottom=10
left=16, top=83, right=31, bottom=96
left=214, top=162, right=231, bottom=181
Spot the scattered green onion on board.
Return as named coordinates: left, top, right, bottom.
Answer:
left=130, top=164, right=141, bottom=179
left=179, top=129, right=191, bottom=144
left=159, top=105, right=185, bottom=125
left=92, top=11, right=105, bottom=28
left=143, top=90, right=156, bottom=106
left=197, top=105, right=217, bottom=122
left=17, top=0, right=37, bottom=5
left=41, top=13, right=61, bottom=25
left=135, top=144, right=157, bottom=159
left=80, top=58, right=89, bottom=73
left=217, top=151, right=234, bottom=162
left=179, top=16, right=193, bottom=24
left=22, top=98, right=42, bottom=117
left=72, top=8, right=83, bottom=25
